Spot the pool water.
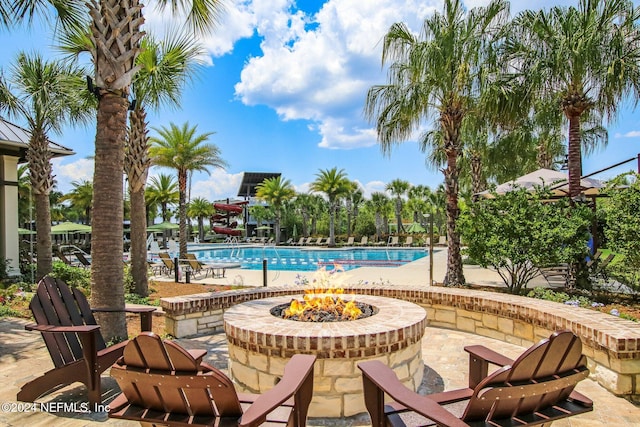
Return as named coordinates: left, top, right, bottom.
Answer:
left=190, top=246, right=428, bottom=272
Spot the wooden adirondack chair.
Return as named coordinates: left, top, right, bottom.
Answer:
left=109, top=333, right=316, bottom=427
left=359, top=330, right=593, bottom=427
left=17, top=276, right=156, bottom=405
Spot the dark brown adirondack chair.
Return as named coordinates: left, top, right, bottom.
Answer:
left=359, top=330, right=593, bottom=427
left=109, top=332, right=316, bottom=427
left=17, top=276, right=157, bottom=405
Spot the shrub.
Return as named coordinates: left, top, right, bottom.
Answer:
left=50, top=261, right=91, bottom=293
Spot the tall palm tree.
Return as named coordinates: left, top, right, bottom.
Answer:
left=123, top=33, right=203, bottom=296
left=386, top=179, right=411, bottom=234
left=146, top=173, right=179, bottom=223
left=0, top=52, right=92, bottom=280
left=187, top=197, right=213, bottom=243
left=364, top=0, right=508, bottom=285
left=294, top=193, right=313, bottom=238
left=150, top=122, right=227, bottom=259
left=310, top=167, right=351, bottom=247
left=63, top=180, right=94, bottom=224
left=255, top=176, right=295, bottom=245
left=407, top=184, right=431, bottom=225
left=507, top=0, right=640, bottom=198
left=13, top=0, right=224, bottom=340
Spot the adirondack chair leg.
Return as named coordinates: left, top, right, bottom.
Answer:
left=292, top=368, right=314, bottom=427
left=468, top=355, right=490, bottom=389
left=139, top=312, right=152, bottom=332
left=361, top=374, right=385, bottom=427
left=78, top=332, right=100, bottom=406
left=17, top=360, right=88, bottom=402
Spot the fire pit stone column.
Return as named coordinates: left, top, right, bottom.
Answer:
left=224, top=295, right=427, bottom=419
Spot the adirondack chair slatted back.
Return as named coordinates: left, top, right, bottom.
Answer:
left=30, top=277, right=107, bottom=368
left=112, top=333, right=243, bottom=418
left=462, top=331, right=588, bottom=423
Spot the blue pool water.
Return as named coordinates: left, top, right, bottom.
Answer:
left=190, top=246, right=428, bottom=272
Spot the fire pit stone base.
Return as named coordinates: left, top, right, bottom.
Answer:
left=224, top=295, right=427, bottom=418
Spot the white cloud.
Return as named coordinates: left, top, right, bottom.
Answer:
left=358, top=180, right=387, bottom=198
left=615, top=130, right=640, bottom=138
left=234, top=0, right=437, bottom=150
left=190, top=170, right=244, bottom=201
left=53, top=158, right=94, bottom=193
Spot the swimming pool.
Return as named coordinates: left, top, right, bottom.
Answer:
left=190, top=246, right=428, bottom=272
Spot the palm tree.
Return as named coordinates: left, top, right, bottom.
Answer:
left=407, top=185, right=431, bottom=225
left=364, top=0, right=508, bottom=285
left=0, top=52, right=92, bottom=280
left=368, top=192, right=392, bottom=242
left=122, top=33, right=203, bottom=296
left=345, top=181, right=364, bottom=237
left=150, top=122, right=227, bottom=259
left=507, top=0, right=640, bottom=198
left=294, top=193, right=313, bottom=238
left=13, top=0, right=224, bottom=340
left=310, top=168, right=351, bottom=247
left=63, top=180, right=94, bottom=224
left=386, top=179, right=411, bottom=234
left=255, top=176, right=295, bottom=244
left=187, top=197, right=213, bottom=243
left=146, top=173, right=179, bottom=223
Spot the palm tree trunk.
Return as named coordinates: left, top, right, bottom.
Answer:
left=566, top=113, right=583, bottom=199
left=178, top=170, right=188, bottom=259
left=129, top=186, right=148, bottom=296
left=395, top=200, right=402, bottom=233
left=27, top=131, right=53, bottom=280
left=34, top=193, right=52, bottom=280
left=126, top=107, right=150, bottom=296
left=329, top=203, right=336, bottom=246
left=91, top=94, right=128, bottom=341
left=441, top=109, right=465, bottom=286
left=470, top=152, right=486, bottom=194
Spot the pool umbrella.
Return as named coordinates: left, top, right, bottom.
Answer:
left=51, top=222, right=92, bottom=234
left=18, top=227, right=36, bottom=235
left=406, top=222, right=426, bottom=233
left=146, top=221, right=180, bottom=231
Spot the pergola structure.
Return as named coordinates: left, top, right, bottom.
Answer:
left=236, top=172, right=281, bottom=238
left=0, top=117, right=74, bottom=275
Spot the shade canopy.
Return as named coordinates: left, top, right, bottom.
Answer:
left=478, top=168, right=606, bottom=199
left=51, top=222, right=91, bottom=234
left=406, top=222, right=426, bottom=233
left=18, top=227, right=36, bottom=235
left=256, top=225, right=273, bottom=230
left=147, top=221, right=180, bottom=231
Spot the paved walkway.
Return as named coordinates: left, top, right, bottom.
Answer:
left=1, top=249, right=638, bottom=426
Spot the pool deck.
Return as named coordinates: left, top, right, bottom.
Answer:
left=1, top=247, right=638, bottom=426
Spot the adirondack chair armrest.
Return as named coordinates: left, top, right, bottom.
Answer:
left=25, top=323, right=101, bottom=333
left=358, top=360, right=468, bottom=427
left=239, top=354, right=316, bottom=427
left=569, top=390, right=594, bottom=408
left=91, top=306, right=156, bottom=332
left=464, top=345, right=513, bottom=388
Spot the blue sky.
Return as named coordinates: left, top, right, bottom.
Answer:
left=1, top=0, right=639, bottom=201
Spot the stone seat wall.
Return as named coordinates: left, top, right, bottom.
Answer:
left=161, top=283, right=640, bottom=399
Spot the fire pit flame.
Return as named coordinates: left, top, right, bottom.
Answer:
left=283, top=290, right=363, bottom=321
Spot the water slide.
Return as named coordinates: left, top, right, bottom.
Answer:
left=211, top=201, right=247, bottom=237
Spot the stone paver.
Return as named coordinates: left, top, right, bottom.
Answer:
left=1, top=249, right=637, bottom=426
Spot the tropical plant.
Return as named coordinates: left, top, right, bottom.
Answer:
left=368, top=192, right=392, bottom=241
left=124, top=33, right=203, bottom=296
left=386, top=179, right=410, bottom=234
left=310, top=168, right=351, bottom=247
left=249, top=204, right=273, bottom=235
left=255, top=176, right=295, bottom=244
left=62, top=180, right=94, bottom=224
left=365, top=0, right=508, bottom=285
left=506, top=0, right=640, bottom=198
left=603, top=173, right=640, bottom=293
left=293, top=193, right=313, bottom=238
left=12, top=0, right=224, bottom=340
left=459, top=188, right=592, bottom=294
left=16, top=164, right=33, bottom=225
left=345, top=181, right=364, bottom=237
left=0, top=52, right=92, bottom=280
left=150, top=122, right=227, bottom=259
left=187, top=197, right=213, bottom=243
left=146, top=173, right=179, bottom=223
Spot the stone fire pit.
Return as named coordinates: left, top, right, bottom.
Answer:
left=223, top=294, right=427, bottom=418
